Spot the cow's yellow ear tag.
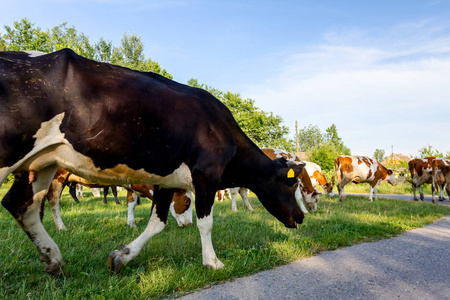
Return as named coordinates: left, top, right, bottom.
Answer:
left=287, top=169, right=295, bottom=178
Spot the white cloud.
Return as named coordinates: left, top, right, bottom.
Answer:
left=242, top=19, right=450, bottom=157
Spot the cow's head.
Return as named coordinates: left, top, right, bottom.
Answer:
left=254, top=157, right=305, bottom=229
left=323, top=182, right=335, bottom=197
left=304, top=189, right=320, bottom=212
left=386, top=169, right=397, bottom=186
left=170, top=189, right=193, bottom=227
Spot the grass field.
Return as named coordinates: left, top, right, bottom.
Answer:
left=0, top=182, right=449, bottom=299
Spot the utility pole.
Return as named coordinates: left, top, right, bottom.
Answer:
left=391, top=145, right=394, bottom=165
left=295, top=121, right=299, bottom=155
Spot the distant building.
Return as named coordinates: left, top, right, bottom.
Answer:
left=382, top=153, right=411, bottom=173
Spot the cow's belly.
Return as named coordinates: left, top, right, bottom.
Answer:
left=44, top=143, right=194, bottom=190
left=3, top=113, right=194, bottom=191
left=412, top=174, right=432, bottom=186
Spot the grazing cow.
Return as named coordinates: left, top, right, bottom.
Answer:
left=261, top=148, right=319, bottom=213
left=406, top=157, right=438, bottom=201
left=431, top=158, right=450, bottom=203
left=46, top=169, right=192, bottom=230
left=333, top=156, right=397, bottom=202
left=304, top=161, right=334, bottom=196
left=0, top=49, right=304, bottom=274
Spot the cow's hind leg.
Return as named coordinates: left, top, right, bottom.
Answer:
left=107, top=187, right=173, bottom=273
left=418, top=186, right=425, bottom=201
left=68, top=182, right=80, bottom=203
left=412, top=184, right=418, bottom=201
left=2, top=167, right=64, bottom=274
left=111, top=186, right=120, bottom=204
left=239, top=187, right=254, bottom=211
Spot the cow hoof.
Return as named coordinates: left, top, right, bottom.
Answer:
left=204, top=258, right=224, bottom=270
left=107, top=248, right=129, bottom=273
left=44, top=261, right=65, bottom=275
left=127, top=222, right=137, bottom=229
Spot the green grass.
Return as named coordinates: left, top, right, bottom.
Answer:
left=0, top=183, right=449, bottom=299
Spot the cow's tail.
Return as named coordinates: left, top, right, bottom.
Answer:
left=404, top=175, right=413, bottom=184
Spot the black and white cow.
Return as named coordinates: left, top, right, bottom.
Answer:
left=0, top=49, right=305, bottom=274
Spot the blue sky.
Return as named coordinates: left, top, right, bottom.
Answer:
left=1, top=0, right=450, bottom=157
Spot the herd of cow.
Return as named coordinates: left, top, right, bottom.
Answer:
left=0, top=49, right=448, bottom=276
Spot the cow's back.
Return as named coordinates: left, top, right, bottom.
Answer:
left=0, top=49, right=238, bottom=178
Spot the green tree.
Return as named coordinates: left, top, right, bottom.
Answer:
left=373, top=148, right=386, bottom=162
left=110, top=33, right=172, bottom=78
left=297, top=124, right=323, bottom=152
left=296, top=124, right=350, bottom=171
left=324, top=124, right=351, bottom=155
left=0, top=18, right=48, bottom=51
left=0, top=19, right=172, bottom=78
left=309, top=141, right=342, bottom=172
left=418, top=145, right=443, bottom=158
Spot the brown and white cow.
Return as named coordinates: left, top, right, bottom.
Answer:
left=262, top=148, right=319, bottom=213
left=431, top=158, right=450, bottom=203
left=46, top=169, right=193, bottom=230
left=406, top=157, right=439, bottom=201
left=304, top=161, right=335, bottom=196
left=333, top=155, right=397, bottom=202
left=0, top=49, right=304, bottom=274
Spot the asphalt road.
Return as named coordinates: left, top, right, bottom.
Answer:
left=170, top=195, right=450, bottom=300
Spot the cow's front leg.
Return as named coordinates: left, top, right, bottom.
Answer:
left=369, top=180, right=380, bottom=201
left=194, top=173, right=224, bottom=269
left=46, top=175, right=67, bottom=231
left=126, top=190, right=138, bottom=228
left=229, top=187, right=239, bottom=212
left=431, top=181, right=436, bottom=203
left=107, top=187, right=173, bottom=273
left=438, top=185, right=445, bottom=201
left=197, top=208, right=224, bottom=269
left=2, top=168, right=63, bottom=274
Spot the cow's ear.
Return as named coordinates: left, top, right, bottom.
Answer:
left=274, top=158, right=304, bottom=186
